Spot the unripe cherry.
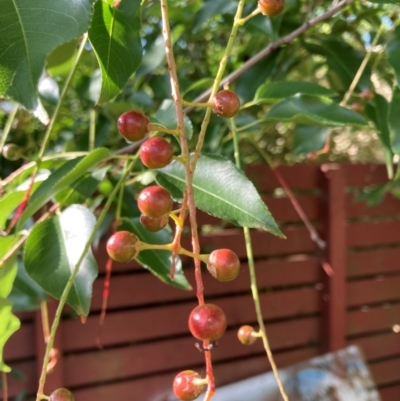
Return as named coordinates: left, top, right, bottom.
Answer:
left=350, top=102, right=364, bottom=113
left=139, top=137, right=173, bottom=169
left=140, top=213, right=169, bottom=232
left=237, top=325, right=257, bottom=345
left=117, top=110, right=149, bottom=142
left=138, top=186, right=173, bottom=218
left=207, top=249, right=240, bottom=282
left=188, top=303, right=227, bottom=341
left=212, top=90, right=240, bottom=118
left=2, top=143, right=21, bottom=161
left=258, top=0, right=285, bottom=16
left=106, top=231, right=141, bottom=262
left=49, top=388, right=75, bottom=401
left=173, top=370, right=205, bottom=401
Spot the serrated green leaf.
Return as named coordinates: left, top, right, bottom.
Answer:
left=389, top=87, right=400, bottom=156
left=0, top=236, right=19, bottom=299
left=0, top=0, right=93, bottom=110
left=88, top=0, right=142, bottom=104
left=154, top=99, right=193, bottom=140
left=387, top=27, right=400, bottom=87
left=266, top=95, right=368, bottom=127
left=0, top=298, right=20, bottom=372
left=253, top=82, right=335, bottom=104
left=8, top=261, right=47, bottom=312
left=156, top=154, right=283, bottom=236
left=18, top=148, right=110, bottom=230
left=24, top=205, right=98, bottom=316
left=293, top=125, right=329, bottom=154
left=118, top=219, right=191, bottom=290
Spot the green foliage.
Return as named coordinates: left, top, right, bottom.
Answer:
left=0, top=299, right=20, bottom=372
left=24, top=205, right=98, bottom=317
left=0, top=0, right=93, bottom=111
left=157, top=154, right=283, bottom=236
left=88, top=0, right=143, bottom=104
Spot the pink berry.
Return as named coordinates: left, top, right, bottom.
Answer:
left=106, top=231, right=141, bottom=262
left=212, top=90, right=240, bottom=118
left=117, top=110, right=149, bottom=142
left=173, top=370, right=205, bottom=401
left=138, top=186, right=173, bottom=218
left=139, top=137, right=173, bottom=169
left=140, top=214, right=169, bottom=232
left=207, top=249, right=240, bottom=282
left=237, top=325, right=257, bottom=345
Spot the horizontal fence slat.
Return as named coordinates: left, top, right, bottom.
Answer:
left=71, top=346, right=321, bottom=401
left=90, top=256, right=320, bottom=311
left=347, top=276, right=400, bottom=307
left=370, top=357, right=400, bottom=387
left=6, top=360, right=36, bottom=397
left=344, top=164, right=391, bottom=187
left=63, top=287, right=320, bottom=351
left=347, top=221, right=400, bottom=248
left=64, top=317, right=319, bottom=387
left=380, top=384, right=400, bottom=401
left=347, top=305, right=400, bottom=336
left=348, top=248, right=400, bottom=278
left=350, top=332, right=400, bottom=361
left=347, top=193, right=400, bottom=219
left=4, top=323, right=35, bottom=361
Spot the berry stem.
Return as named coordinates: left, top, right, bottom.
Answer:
left=0, top=104, right=18, bottom=157
left=231, top=119, right=289, bottom=401
left=237, top=8, right=261, bottom=25
left=89, top=108, right=96, bottom=151
left=182, top=100, right=212, bottom=108
left=147, top=123, right=180, bottom=135
left=190, top=0, right=246, bottom=172
left=169, top=211, right=184, bottom=227
left=35, top=158, right=136, bottom=401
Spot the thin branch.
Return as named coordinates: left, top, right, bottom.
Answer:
left=2, top=372, right=8, bottom=401
left=185, top=0, right=355, bottom=112
left=0, top=104, right=18, bottom=156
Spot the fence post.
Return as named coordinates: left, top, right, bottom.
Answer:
left=35, top=299, right=64, bottom=393
left=320, top=164, right=347, bottom=352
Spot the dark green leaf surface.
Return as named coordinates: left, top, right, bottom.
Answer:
left=24, top=205, right=98, bottom=316
left=119, top=219, right=191, bottom=290
left=154, top=100, right=193, bottom=140
left=293, top=125, right=329, bottom=154
left=8, top=261, right=46, bottom=312
left=157, top=154, right=283, bottom=236
left=0, top=0, right=93, bottom=110
left=387, top=27, right=400, bottom=87
left=253, top=82, right=335, bottom=104
left=389, top=87, right=400, bottom=156
left=18, top=148, right=110, bottom=230
left=0, top=298, right=20, bottom=372
left=0, top=237, right=18, bottom=299
left=266, top=95, right=368, bottom=127
left=88, top=0, right=142, bottom=104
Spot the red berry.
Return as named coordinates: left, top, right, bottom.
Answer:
left=350, top=102, right=364, bottom=113
left=117, top=110, right=149, bottom=142
left=360, top=89, right=374, bottom=101
left=49, top=388, right=75, bottom=401
left=207, top=249, right=240, bottom=282
left=2, top=144, right=21, bottom=161
left=138, top=186, right=173, bottom=218
left=212, top=90, right=240, bottom=118
left=173, top=370, right=205, bottom=401
left=106, top=231, right=141, bottom=262
left=237, top=325, right=257, bottom=345
left=188, top=304, right=227, bottom=341
left=140, top=213, right=169, bottom=232
left=258, top=0, right=285, bottom=16
left=139, top=137, right=173, bottom=169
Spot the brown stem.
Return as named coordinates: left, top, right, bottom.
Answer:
left=2, top=372, right=8, bottom=401
left=40, top=301, right=50, bottom=343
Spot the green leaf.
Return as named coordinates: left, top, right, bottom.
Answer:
left=118, top=219, right=191, bottom=290
left=0, top=0, right=93, bottom=111
left=24, top=205, right=98, bottom=316
left=367, top=0, right=400, bottom=3
left=389, top=87, right=400, bottom=156
left=387, top=27, right=400, bottom=87
left=154, top=100, right=193, bottom=140
left=293, top=125, right=329, bottom=155
left=0, top=236, right=19, bottom=299
left=156, top=154, right=283, bottom=236
left=88, top=0, right=142, bottom=104
left=18, top=148, right=111, bottom=230
left=0, top=298, right=20, bottom=372
left=266, top=95, right=368, bottom=127
left=136, top=35, right=165, bottom=78
left=365, top=94, right=393, bottom=179
left=8, top=261, right=46, bottom=312
left=252, top=82, right=335, bottom=105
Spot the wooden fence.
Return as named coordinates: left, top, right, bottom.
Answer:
left=3, top=163, right=400, bottom=400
